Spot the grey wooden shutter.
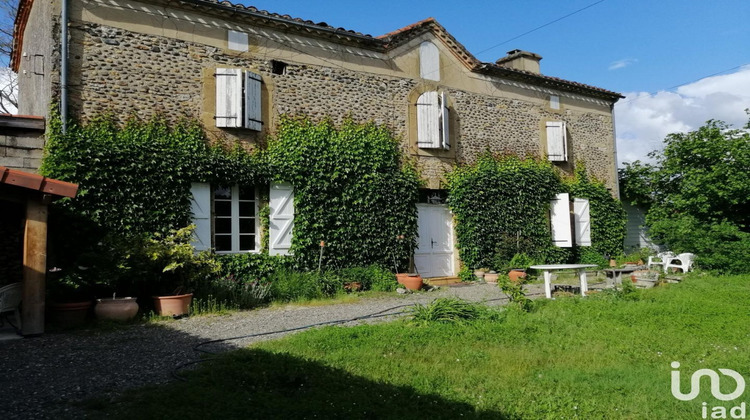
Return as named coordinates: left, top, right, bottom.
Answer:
left=573, top=198, right=592, bottom=246
left=440, top=92, right=450, bottom=150
left=269, top=182, right=294, bottom=256
left=546, top=121, right=568, bottom=161
left=244, top=71, right=262, bottom=131
left=190, top=182, right=212, bottom=251
left=417, top=91, right=440, bottom=148
left=215, top=68, right=242, bottom=128
left=550, top=193, right=572, bottom=247
left=419, top=41, right=440, bottom=81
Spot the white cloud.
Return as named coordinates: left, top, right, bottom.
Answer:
left=614, top=65, right=750, bottom=167
left=609, top=58, right=638, bottom=71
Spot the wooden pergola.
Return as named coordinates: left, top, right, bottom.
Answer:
left=0, top=166, right=78, bottom=336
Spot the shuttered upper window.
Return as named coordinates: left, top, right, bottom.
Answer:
left=417, top=91, right=450, bottom=150
left=215, top=68, right=262, bottom=131
left=546, top=121, right=568, bottom=162
left=419, top=41, right=440, bottom=81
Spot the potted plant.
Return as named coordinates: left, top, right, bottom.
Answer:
left=143, top=226, right=220, bottom=316
left=393, top=234, right=423, bottom=290
left=507, top=253, right=534, bottom=283
left=46, top=267, right=94, bottom=328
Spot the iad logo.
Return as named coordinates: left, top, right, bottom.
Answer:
left=671, top=361, right=747, bottom=419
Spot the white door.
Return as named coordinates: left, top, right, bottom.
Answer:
left=414, top=204, right=454, bottom=278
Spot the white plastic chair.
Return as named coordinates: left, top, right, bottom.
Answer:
left=647, top=252, right=674, bottom=272
left=664, top=253, right=696, bottom=273
left=0, top=282, right=22, bottom=332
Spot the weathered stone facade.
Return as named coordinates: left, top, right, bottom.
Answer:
left=0, top=132, right=45, bottom=172
left=15, top=0, right=622, bottom=193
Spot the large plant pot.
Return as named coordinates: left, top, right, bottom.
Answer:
left=508, top=269, right=527, bottom=284
left=47, top=301, right=92, bottom=328
left=396, top=274, right=423, bottom=291
left=484, top=272, right=499, bottom=284
left=95, top=297, right=139, bottom=321
left=153, top=293, right=193, bottom=316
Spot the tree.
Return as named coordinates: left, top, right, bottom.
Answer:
left=619, top=115, right=750, bottom=273
left=0, top=0, right=18, bottom=113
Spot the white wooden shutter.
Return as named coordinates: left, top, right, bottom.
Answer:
left=546, top=121, right=567, bottom=162
left=550, top=193, right=572, bottom=247
left=417, top=91, right=440, bottom=148
left=190, top=182, right=212, bottom=251
left=440, top=92, right=450, bottom=150
left=419, top=41, right=440, bottom=81
left=215, top=68, right=242, bottom=128
left=269, top=182, right=294, bottom=256
left=227, top=30, right=248, bottom=52
left=573, top=198, right=591, bottom=246
left=244, top=71, right=262, bottom=131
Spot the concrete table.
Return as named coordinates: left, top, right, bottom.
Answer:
left=529, top=264, right=598, bottom=299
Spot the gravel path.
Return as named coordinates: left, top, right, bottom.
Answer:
left=0, top=282, right=557, bottom=419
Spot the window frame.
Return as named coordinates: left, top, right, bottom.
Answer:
left=212, top=184, right=261, bottom=254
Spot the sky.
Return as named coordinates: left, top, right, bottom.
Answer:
left=236, top=0, right=750, bottom=166
left=3, top=0, right=749, bottom=165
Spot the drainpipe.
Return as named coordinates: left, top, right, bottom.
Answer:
left=610, top=102, right=620, bottom=199
left=61, top=0, right=69, bottom=132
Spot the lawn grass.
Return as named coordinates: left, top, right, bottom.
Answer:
left=98, top=273, right=750, bottom=419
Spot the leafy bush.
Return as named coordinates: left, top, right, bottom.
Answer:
left=447, top=154, right=562, bottom=270
left=217, top=253, right=292, bottom=284
left=566, top=165, right=626, bottom=259
left=269, top=269, right=344, bottom=302
left=266, top=117, right=420, bottom=271
left=409, top=298, right=498, bottom=325
left=576, top=247, right=609, bottom=268
left=337, top=265, right=398, bottom=292
left=498, top=274, right=532, bottom=312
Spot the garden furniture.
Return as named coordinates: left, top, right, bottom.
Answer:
left=529, top=264, right=598, bottom=299
left=664, top=253, right=696, bottom=273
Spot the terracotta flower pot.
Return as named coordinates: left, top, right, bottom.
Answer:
left=152, top=293, right=193, bottom=316
left=484, top=272, right=499, bottom=284
left=95, top=297, right=139, bottom=321
left=47, top=301, right=92, bottom=328
left=396, top=273, right=423, bottom=291
left=508, top=269, right=527, bottom=284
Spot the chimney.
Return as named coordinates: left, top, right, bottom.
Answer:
left=496, top=49, right=543, bottom=74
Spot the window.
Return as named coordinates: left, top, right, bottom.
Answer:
left=228, top=30, right=248, bottom=52
left=546, top=121, right=567, bottom=162
left=550, top=193, right=591, bottom=248
left=213, top=185, right=258, bottom=253
left=416, top=91, right=450, bottom=150
left=549, top=95, right=560, bottom=110
left=215, top=68, right=262, bottom=131
left=419, top=41, right=440, bottom=81
left=271, top=60, right=287, bottom=75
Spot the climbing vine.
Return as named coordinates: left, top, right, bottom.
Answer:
left=266, top=117, right=420, bottom=270
left=41, top=112, right=266, bottom=236
left=565, top=165, right=626, bottom=259
left=446, top=153, right=564, bottom=270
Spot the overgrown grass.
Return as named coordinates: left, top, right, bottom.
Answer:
left=95, top=274, right=750, bottom=418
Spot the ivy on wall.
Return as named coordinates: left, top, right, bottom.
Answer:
left=446, top=154, right=563, bottom=270
left=41, top=113, right=265, bottom=236
left=266, top=117, right=420, bottom=271
left=565, top=165, right=626, bottom=259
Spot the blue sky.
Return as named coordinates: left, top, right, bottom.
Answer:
left=242, top=0, right=750, bottom=165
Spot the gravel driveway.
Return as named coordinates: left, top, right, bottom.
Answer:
left=0, top=283, right=550, bottom=419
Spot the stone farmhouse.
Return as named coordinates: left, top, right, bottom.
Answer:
left=10, top=0, right=623, bottom=279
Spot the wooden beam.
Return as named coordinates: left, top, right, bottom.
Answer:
left=22, top=200, right=48, bottom=336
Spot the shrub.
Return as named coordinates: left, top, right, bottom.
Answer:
left=217, top=253, right=292, bottom=284
left=409, top=298, right=498, bottom=325
left=269, top=269, right=344, bottom=302
left=337, top=265, right=398, bottom=292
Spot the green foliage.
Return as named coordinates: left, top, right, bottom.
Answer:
left=41, top=113, right=265, bottom=236
left=507, top=252, right=536, bottom=270
left=337, top=265, right=399, bottom=292
left=458, top=267, right=476, bottom=283
left=446, top=154, right=562, bottom=270
left=498, top=274, right=532, bottom=312
left=269, top=269, right=344, bottom=302
left=565, top=165, right=626, bottom=259
left=409, top=298, right=497, bottom=325
left=576, top=247, right=609, bottom=268
left=217, top=253, right=291, bottom=285
left=266, top=117, right=420, bottom=271
left=620, top=118, right=750, bottom=273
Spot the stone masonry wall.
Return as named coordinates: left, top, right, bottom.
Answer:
left=68, top=23, right=617, bottom=191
